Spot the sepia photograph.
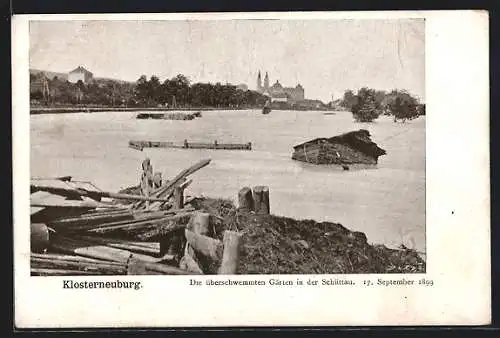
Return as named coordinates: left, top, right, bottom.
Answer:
left=28, top=18, right=426, bottom=276
left=14, top=10, right=491, bottom=328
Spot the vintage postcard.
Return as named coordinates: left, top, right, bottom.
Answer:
left=13, top=11, right=490, bottom=327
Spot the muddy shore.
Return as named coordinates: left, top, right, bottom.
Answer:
left=119, top=185, right=425, bottom=274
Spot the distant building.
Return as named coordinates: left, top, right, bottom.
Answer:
left=270, top=92, right=288, bottom=103
left=256, top=70, right=304, bottom=103
left=68, top=66, right=94, bottom=84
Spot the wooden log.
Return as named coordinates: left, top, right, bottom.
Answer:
left=72, top=246, right=132, bottom=263
left=179, top=253, right=204, bottom=274
left=173, top=186, right=184, bottom=209
left=127, top=256, right=199, bottom=275
left=31, top=257, right=127, bottom=274
left=50, top=237, right=133, bottom=264
left=31, top=182, right=171, bottom=203
left=86, top=211, right=193, bottom=234
left=218, top=231, right=243, bottom=274
left=48, top=212, right=135, bottom=228
left=188, top=211, right=210, bottom=235
left=179, top=211, right=211, bottom=274
left=63, top=208, right=192, bottom=231
left=238, top=187, right=254, bottom=212
left=253, top=186, right=270, bottom=215
left=31, top=268, right=99, bottom=276
left=136, top=159, right=211, bottom=210
left=30, top=199, right=116, bottom=209
left=31, top=253, right=125, bottom=265
left=97, top=191, right=171, bottom=203
left=185, top=229, right=223, bottom=263
left=71, top=236, right=160, bottom=256
left=179, top=179, right=193, bottom=190
left=52, top=241, right=162, bottom=265
left=72, top=236, right=160, bottom=251
left=31, top=223, right=49, bottom=253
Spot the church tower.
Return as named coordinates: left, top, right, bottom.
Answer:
left=264, top=72, right=269, bottom=91
left=257, top=71, right=262, bottom=92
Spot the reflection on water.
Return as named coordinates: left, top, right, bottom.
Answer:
left=30, top=109, right=425, bottom=252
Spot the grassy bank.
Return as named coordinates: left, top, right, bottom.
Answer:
left=188, top=197, right=425, bottom=274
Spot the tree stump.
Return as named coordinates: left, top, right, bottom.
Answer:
left=218, top=231, right=243, bottom=274
left=238, top=187, right=254, bottom=213
left=253, top=186, right=270, bottom=215
left=31, top=223, right=49, bottom=253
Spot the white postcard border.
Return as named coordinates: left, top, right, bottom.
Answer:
left=13, top=10, right=490, bottom=328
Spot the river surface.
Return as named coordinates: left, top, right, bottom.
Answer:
left=30, top=110, right=426, bottom=253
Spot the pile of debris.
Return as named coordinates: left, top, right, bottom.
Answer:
left=30, top=158, right=242, bottom=276
left=191, top=197, right=426, bottom=274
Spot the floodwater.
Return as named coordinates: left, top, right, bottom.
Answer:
left=30, top=110, right=426, bottom=253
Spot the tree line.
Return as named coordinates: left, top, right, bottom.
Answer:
left=340, top=88, right=425, bottom=123
left=30, top=73, right=268, bottom=108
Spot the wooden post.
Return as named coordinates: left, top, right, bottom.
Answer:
left=153, top=172, right=162, bottom=188
left=253, top=186, right=270, bottom=215
left=185, top=230, right=223, bottom=262
left=238, top=187, right=254, bottom=212
left=173, top=186, right=184, bottom=209
left=31, top=223, right=49, bottom=253
left=179, top=211, right=211, bottom=273
left=218, top=231, right=243, bottom=274
left=159, top=189, right=186, bottom=257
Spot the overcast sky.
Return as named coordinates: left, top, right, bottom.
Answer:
left=29, top=19, right=425, bottom=102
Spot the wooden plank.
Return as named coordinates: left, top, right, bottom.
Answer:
left=31, top=253, right=125, bottom=265
left=86, top=211, right=193, bottom=233
left=71, top=236, right=160, bottom=256
left=218, top=231, right=243, bottom=274
left=31, top=268, right=100, bottom=276
left=136, top=159, right=211, bottom=210
left=31, top=199, right=116, bottom=209
left=32, top=179, right=171, bottom=203
left=31, top=257, right=127, bottom=273
left=185, top=229, right=223, bottom=263
left=61, top=208, right=193, bottom=230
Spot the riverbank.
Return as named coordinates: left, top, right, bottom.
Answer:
left=30, top=106, right=248, bottom=115
left=30, top=106, right=336, bottom=115
left=118, top=184, right=425, bottom=274
left=189, top=197, right=425, bottom=274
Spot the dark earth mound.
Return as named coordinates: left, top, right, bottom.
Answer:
left=190, top=197, right=425, bottom=274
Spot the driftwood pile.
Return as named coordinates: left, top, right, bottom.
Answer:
left=30, top=159, right=243, bottom=276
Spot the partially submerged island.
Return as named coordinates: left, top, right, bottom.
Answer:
left=291, top=129, right=386, bottom=169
